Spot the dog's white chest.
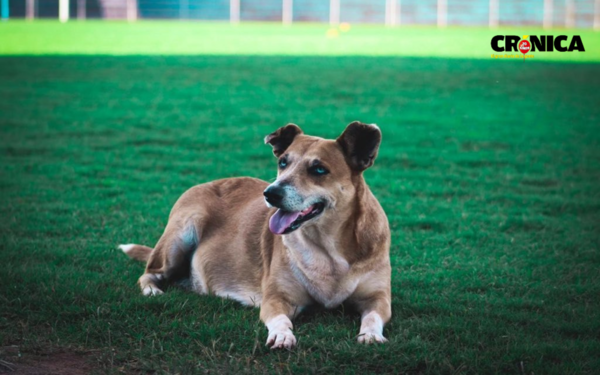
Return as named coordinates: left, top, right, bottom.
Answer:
left=284, top=239, right=357, bottom=308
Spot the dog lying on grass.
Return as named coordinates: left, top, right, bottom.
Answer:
left=120, top=121, right=391, bottom=349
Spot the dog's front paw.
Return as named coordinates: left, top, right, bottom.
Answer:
left=358, top=311, right=387, bottom=344
left=266, top=329, right=297, bottom=350
left=357, top=331, right=388, bottom=344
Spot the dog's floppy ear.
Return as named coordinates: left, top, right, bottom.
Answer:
left=336, top=121, right=382, bottom=172
left=264, top=124, right=303, bottom=157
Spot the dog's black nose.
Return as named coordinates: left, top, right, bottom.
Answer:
left=264, top=185, right=284, bottom=206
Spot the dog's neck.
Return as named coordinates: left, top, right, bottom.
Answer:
left=283, top=174, right=373, bottom=263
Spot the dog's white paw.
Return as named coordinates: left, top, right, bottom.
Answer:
left=358, top=311, right=387, bottom=344
left=357, top=331, right=388, bottom=344
left=142, top=285, right=164, bottom=296
left=266, top=329, right=297, bottom=350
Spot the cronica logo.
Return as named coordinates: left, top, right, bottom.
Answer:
left=491, top=35, right=585, bottom=53
left=518, top=36, right=530, bottom=55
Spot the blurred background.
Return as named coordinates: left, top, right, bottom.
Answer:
left=1, top=0, right=599, bottom=373
left=2, top=0, right=599, bottom=29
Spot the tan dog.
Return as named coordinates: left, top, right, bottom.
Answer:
left=120, top=121, right=391, bottom=349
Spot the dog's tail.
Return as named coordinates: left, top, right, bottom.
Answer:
left=119, top=244, right=153, bottom=262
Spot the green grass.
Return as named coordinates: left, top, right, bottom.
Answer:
left=1, top=21, right=599, bottom=62
left=1, top=23, right=600, bottom=374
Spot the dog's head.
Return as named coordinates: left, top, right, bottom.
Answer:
left=263, top=121, right=381, bottom=235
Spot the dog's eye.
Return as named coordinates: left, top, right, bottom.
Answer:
left=309, top=166, right=329, bottom=176
left=278, top=158, right=288, bottom=169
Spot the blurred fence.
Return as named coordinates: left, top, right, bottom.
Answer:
left=1, top=0, right=599, bottom=29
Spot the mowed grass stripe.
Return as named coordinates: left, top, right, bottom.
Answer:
left=0, top=55, right=599, bottom=373
left=0, top=21, right=599, bottom=62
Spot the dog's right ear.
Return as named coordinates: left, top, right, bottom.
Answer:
left=264, top=124, right=303, bottom=157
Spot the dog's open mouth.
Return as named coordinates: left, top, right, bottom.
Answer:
left=269, top=202, right=325, bottom=235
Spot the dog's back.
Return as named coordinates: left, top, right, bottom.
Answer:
left=123, top=177, right=275, bottom=304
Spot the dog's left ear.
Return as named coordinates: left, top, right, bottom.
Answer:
left=336, top=121, right=382, bottom=172
left=264, top=124, right=303, bottom=157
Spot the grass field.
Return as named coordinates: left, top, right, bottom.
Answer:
left=1, top=22, right=600, bottom=374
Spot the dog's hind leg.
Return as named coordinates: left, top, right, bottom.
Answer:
left=139, top=215, right=202, bottom=296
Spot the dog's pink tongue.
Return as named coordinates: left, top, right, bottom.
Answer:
left=269, top=209, right=301, bottom=235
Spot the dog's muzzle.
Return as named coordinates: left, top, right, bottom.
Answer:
left=264, top=185, right=325, bottom=235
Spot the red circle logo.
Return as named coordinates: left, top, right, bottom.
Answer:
left=519, top=40, right=531, bottom=54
